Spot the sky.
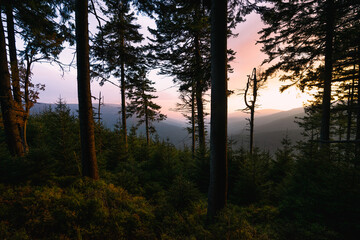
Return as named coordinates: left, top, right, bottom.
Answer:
left=30, top=10, right=313, bottom=120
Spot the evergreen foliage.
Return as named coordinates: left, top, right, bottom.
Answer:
left=257, top=0, right=360, bottom=144
left=148, top=0, right=212, bottom=155
left=91, top=0, right=145, bottom=149
left=127, top=68, right=166, bottom=145
left=0, top=0, right=74, bottom=155
left=0, top=100, right=359, bottom=239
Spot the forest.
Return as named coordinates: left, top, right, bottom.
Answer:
left=0, top=0, right=359, bottom=239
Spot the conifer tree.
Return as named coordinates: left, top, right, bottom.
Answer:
left=257, top=0, right=359, bottom=146
left=148, top=0, right=211, bottom=156
left=176, top=90, right=197, bottom=157
left=148, top=0, right=240, bottom=156
left=127, top=68, right=166, bottom=145
left=91, top=0, right=144, bottom=151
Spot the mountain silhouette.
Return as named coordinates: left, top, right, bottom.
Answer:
left=31, top=103, right=305, bottom=152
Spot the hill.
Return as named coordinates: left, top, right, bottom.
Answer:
left=30, top=103, right=189, bottom=148
left=229, top=108, right=305, bottom=152
left=31, top=103, right=306, bottom=152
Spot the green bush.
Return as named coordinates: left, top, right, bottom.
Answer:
left=208, top=205, right=279, bottom=240
left=0, top=180, right=155, bottom=239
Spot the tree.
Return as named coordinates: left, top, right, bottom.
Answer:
left=18, top=61, right=45, bottom=153
left=257, top=0, right=360, bottom=147
left=175, top=90, right=197, bottom=157
left=267, top=135, right=294, bottom=202
left=127, top=68, right=166, bottom=145
left=148, top=0, right=211, bottom=156
left=5, top=2, right=21, bottom=106
left=2, top=0, right=73, bottom=153
left=0, top=14, right=24, bottom=157
left=319, top=0, right=335, bottom=147
left=0, top=0, right=71, bottom=156
left=207, top=0, right=228, bottom=220
left=75, top=0, right=99, bottom=179
left=243, top=67, right=265, bottom=155
left=91, top=0, right=144, bottom=151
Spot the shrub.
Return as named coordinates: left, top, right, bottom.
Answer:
left=0, top=179, right=155, bottom=239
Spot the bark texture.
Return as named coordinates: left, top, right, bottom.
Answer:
left=0, top=17, right=24, bottom=157
left=75, top=0, right=99, bottom=179
left=6, top=5, right=22, bottom=106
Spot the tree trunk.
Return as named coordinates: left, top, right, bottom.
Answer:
left=346, top=71, right=355, bottom=141
left=356, top=47, right=360, bottom=163
left=250, top=71, right=257, bottom=155
left=191, top=86, right=196, bottom=158
left=97, top=92, right=102, bottom=154
left=119, top=7, right=128, bottom=151
left=6, top=4, right=27, bottom=153
left=75, top=0, right=99, bottom=179
left=244, top=68, right=258, bottom=155
left=249, top=107, right=255, bottom=154
left=98, top=92, right=102, bottom=123
left=194, top=34, right=206, bottom=156
left=6, top=5, right=22, bottom=106
left=0, top=17, right=24, bottom=157
left=145, top=103, right=150, bottom=146
left=22, top=57, right=32, bottom=153
left=120, top=55, right=128, bottom=150
left=196, top=83, right=205, bottom=154
left=320, top=0, right=334, bottom=147
left=207, top=0, right=228, bottom=221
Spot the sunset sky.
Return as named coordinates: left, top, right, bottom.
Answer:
left=30, top=11, right=313, bottom=119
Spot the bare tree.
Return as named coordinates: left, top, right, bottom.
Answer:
left=243, top=68, right=266, bottom=155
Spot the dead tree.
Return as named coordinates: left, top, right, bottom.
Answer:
left=243, top=68, right=265, bottom=155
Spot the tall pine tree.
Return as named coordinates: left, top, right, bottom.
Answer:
left=148, top=0, right=211, bottom=156
left=91, top=0, right=144, bottom=151
left=257, top=0, right=359, bottom=147
left=127, top=68, right=166, bottom=145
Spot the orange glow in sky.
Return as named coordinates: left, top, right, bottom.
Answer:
left=227, top=13, right=312, bottom=113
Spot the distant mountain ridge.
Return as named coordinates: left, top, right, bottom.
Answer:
left=30, top=103, right=189, bottom=148
left=229, top=107, right=305, bottom=152
left=31, top=103, right=305, bottom=152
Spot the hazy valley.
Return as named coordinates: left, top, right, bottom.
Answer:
left=31, top=103, right=305, bottom=152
